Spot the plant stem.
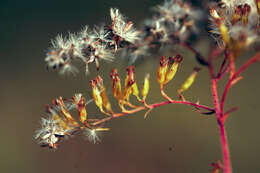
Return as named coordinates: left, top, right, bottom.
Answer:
left=179, top=41, right=209, bottom=66
left=219, top=119, right=232, bottom=173
left=209, top=49, right=232, bottom=173
left=220, top=51, right=260, bottom=113
left=92, top=100, right=214, bottom=126
left=211, top=79, right=232, bottom=173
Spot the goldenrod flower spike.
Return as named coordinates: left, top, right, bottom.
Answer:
left=178, top=67, right=201, bottom=94
left=95, top=75, right=113, bottom=114
left=141, top=73, right=150, bottom=101
left=56, top=97, right=78, bottom=126
left=164, top=55, right=183, bottom=85
left=110, top=69, right=122, bottom=100
left=157, top=56, right=169, bottom=88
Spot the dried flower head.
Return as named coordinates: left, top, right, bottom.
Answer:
left=35, top=96, right=110, bottom=148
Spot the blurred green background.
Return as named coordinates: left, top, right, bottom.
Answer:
left=1, top=0, right=260, bottom=172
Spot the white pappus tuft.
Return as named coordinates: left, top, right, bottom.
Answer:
left=93, top=25, right=112, bottom=44
left=35, top=115, right=70, bottom=148
left=110, top=8, right=140, bottom=44
left=83, top=128, right=101, bottom=144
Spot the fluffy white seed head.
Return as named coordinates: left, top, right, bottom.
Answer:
left=35, top=116, right=68, bottom=148
left=94, top=44, right=115, bottom=62
left=147, top=0, right=201, bottom=41
left=110, top=8, right=140, bottom=44
left=93, top=26, right=111, bottom=43
left=51, top=35, right=70, bottom=50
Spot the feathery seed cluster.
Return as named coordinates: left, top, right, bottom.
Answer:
left=45, top=1, right=202, bottom=74
left=210, top=0, right=260, bottom=54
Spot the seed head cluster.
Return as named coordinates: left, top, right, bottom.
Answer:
left=35, top=95, right=107, bottom=149
left=45, top=8, right=140, bottom=75
left=210, top=0, right=260, bottom=53
left=145, top=0, right=201, bottom=42
left=44, top=1, right=203, bottom=75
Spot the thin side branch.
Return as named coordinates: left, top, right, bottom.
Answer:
left=92, top=100, right=214, bottom=126
left=220, top=51, right=260, bottom=113
left=179, top=41, right=209, bottom=66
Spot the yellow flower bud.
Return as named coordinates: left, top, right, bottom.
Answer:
left=90, top=80, right=103, bottom=112
left=131, top=82, right=140, bottom=100
left=95, top=76, right=113, bottom=114
left=101, top=89, right=113, bottom=114
left=79, top=107, right=87, bottom=124
left=141, top=73, right=150, bottom=100
left=164, top=55, right=183, bottom=85
left=122, top=66, right=137, bottom=101
left=157, top=56, right=169, bottom=88
left=178, top=67, right=200, bottom=94
left=110, top=69, right=122, bottom=100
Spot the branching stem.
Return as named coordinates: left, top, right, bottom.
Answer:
left=209, top=48, right=260, bottom=173
left=92, top=100, right=214, bottom=126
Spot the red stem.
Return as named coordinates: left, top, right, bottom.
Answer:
left=219, top=120, right=232, bottom=173
left=211, top=79, right=232, bottom=173
left=210, top=49, right=260, bottom=173
left=216, top=50, right=229, bottom=80
left=92, top=100, right=214, bottom=126
left=220, top=51, right=260, bottom=113
left=209, top=48, right=232, bottom=173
